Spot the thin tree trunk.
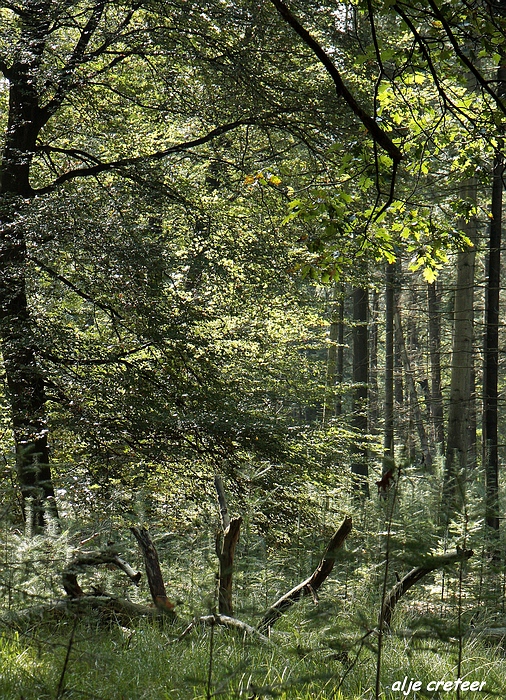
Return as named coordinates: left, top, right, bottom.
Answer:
left=323, top=284, right=340, bottom=423
left=483, top=65, right=505, bottom=534
left=369, top=289, right=379, bottom=435
left=384, top=263, right=395, bottom=467
left=394, top=309, right=433, bottom=470
left=0, top=8, right=58, bottom=529
left=443, top=177, right=477, bottom=517
left=351, top=286, right=369, bottom=496
left=336, top=290, right=345, bottom=416
left=427, top=281, right=445, bottom=453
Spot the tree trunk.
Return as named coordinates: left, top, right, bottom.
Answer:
left=350, top=286, right=369, bottom=496
left=369, top=289, right=379, bottom=435
left=323, top=284, right=341, bottom=422
left=394, top=309, right=433, bottom=470
left=0, top=9, right=58, bottom=529
left=483, top=66, right=506, bottom=535
left=442, top=178, right=477, bottom=517
left=383, top=263, right=395, bottom=468
left=427, top=281, right=445, bottom=454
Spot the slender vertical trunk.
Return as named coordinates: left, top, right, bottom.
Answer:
left=336, top=291, right=344, bottom=417
left=483, top=66, right=505, bottom=533
left=443, top=178, right=477, bottom=517
left=323, top=285, right=340, bottom=423
left=394, top=308, right=433, bottom=470
left=369, top=290, right=379, bottom=435
left=351, top=286, right=369, bottom=496
left=427, top=281, right=445, bottom=453
left=383, top=263, right=395, bottom=467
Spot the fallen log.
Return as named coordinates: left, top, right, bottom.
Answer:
left=380, top=548, right=474, bottom=628
left=0, top=595, right=166, bottom=630
left=258, top=515, right=352, bottom=633
left=176, top=614, right=269, bottom=643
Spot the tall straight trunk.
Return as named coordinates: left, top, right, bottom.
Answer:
left=383, top=263, right=395, bottom=467
left=483, top=66, right=505, bottom=533
left=323, top=285, right=341, bottom=423
left=394, top=309, right=433, bottom=470
left=369, top=290, right=379, bottom=435
left=442, top=178, right=477, bottom=516
left=351, top=286, right=369, bottom=496
left=336, top=291, right=345, bottom=416
left=0, top=6, right=58, bottom=528
left=427, top=281, right=445, bottom=453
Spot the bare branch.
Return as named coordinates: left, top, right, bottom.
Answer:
left=268, top=0, right=402, bottom=164
left=426, top=0, right=506, bottom=115
left=33, top=119, right=254, bottom=194
left=381, top=548, right=473, bottom=628
left=259, top=516, right=352, bottom=633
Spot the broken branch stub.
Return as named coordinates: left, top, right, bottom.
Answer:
left=131, top=526, right=175, bottom=613
left=218, top=516, right=242, bottom=616
left=259, top=516, right=352, bottom=633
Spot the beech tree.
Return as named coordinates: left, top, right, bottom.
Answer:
left=0, top=0, right=359, bottom=527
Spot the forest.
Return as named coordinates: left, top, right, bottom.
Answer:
left=1, top=0, right=506, bottom=698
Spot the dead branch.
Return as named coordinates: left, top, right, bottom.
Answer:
left=175, top=614, right=269, bottom=643
left=0, top=595, right=166, bottom=630
left=62, top=550, right=142, bottom=598
left=131, top=526, right=175, bottom=613
left=217, top=517, right=242, bottom=616
left=214, top=475, right=231, bottom=530
left=381, top=548, right=473, bottom=628
left=258, top=516, right=352, bottom=633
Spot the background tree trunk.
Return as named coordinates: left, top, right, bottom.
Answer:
left=350, top=285, right=369, bottom=496
left=427, top=281, right=445, bottom=454
left=482, top=65, right=506, bottom=535
left=442, top=178, right=477, bottom=517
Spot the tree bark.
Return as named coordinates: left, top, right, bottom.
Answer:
left=351, top=286, right=369, bottom=495
left=258, top=516, right=352, bottom=633
left=427, top=281, right=445, bottom=453
left=383, top=263, right=395, bottom=468
left=394, top=309, right=433, bottom=469
left=483, top=66, right=506, bottom=535
left=0, top=4, right=58, bottom=529
left=442, top=178, right=477, bottom=517
left=214, top=476, right=241, bottom=616
left=323, top=284, right=341, bottom=423
left=131, top=527, right=175, bottom=612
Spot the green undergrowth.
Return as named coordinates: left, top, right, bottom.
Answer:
left=0, top=613, right=504, bottom=700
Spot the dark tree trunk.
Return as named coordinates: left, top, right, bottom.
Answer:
left=383, top=263, right=395, bottom=468
left=483, top=67, right=505, bottom=534
left=351, top=286, right=369, bottom=496
left=369, top=289, right=379, bottom=435
left=0, top=11, right=58, bottom=529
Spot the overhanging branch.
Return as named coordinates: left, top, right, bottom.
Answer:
left=33, top=119, right=254, bottom=194
left=269, top=0, right=402, bottom=164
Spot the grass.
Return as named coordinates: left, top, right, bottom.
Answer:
left=0, top=610, right=504, bottom=700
